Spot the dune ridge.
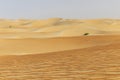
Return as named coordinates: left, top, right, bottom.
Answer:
left=0, top=35, right=119, bottom=55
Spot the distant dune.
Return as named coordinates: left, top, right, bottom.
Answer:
left=0, top=18, right=120, bottom=80
left=0, top=18, right=120, bottom=38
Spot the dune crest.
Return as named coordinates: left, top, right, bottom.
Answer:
left=0, top=35, right=119, bottom=55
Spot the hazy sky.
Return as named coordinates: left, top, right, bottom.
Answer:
left=0, top=0, right=120, bottom=19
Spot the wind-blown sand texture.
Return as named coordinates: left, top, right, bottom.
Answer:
left=0, top=18, right=120, bottom=80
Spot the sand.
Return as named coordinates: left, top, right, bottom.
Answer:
left=0, top=18, right=120, bottom=80
left=0, top=18, right=120, bottom=38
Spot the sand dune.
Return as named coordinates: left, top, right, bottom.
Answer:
left=0, top=18, right=120, bottom=79
left=0, top=42, right=119, bottom=80
left=0, top=18, right=120, bottom=38
left=0, top=35, right=120, bottom=55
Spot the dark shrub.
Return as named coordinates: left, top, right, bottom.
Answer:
left=84, top=33, right=89, bottom=36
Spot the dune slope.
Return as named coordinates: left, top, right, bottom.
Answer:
left=0, top=35, right=120, bottom=55
left=0, top=43, right=119, bottom=80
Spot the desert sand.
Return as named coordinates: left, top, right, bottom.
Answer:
left=0, top=18, right=120, bottom=80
